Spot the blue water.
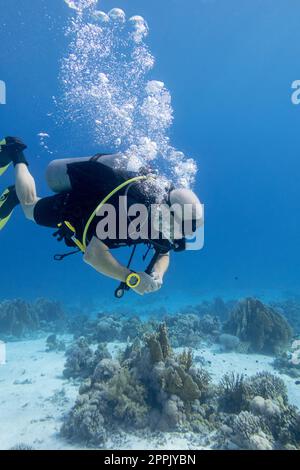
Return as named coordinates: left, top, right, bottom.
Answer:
left=1, top=0, right=300, bottom=310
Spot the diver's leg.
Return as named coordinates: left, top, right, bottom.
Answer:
left=15, top=163, right=40, bottom=221
left=0, top=136, right=40, bottom=222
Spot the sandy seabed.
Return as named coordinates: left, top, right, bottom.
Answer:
left=0, top=336, right=299, bottom=450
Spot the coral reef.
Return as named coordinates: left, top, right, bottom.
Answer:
left=0, top=299, right=40, bottom=338
left=270, top=298, right=300, bottom=334
left=61, top=323, right=213, bottom=445
left=218, top=371, right=288, bottom=414
left=229, top=411, right=271, bottom=450
left=272, top=343, right=300, bottom=379
left=164, top=314, right=202, bottom=347
left=67, top=314, right=95, bottom=340
left=46, top=334, right=66, bottom=352
left=223, top=298, right=292, bottom=354
left=3, top=294, right=297, bottom=450
left=245, top=371, right=288, bottom=405
left=61, top=392, right=107, bottom=445
left=248, top=397, right=300, bottom=448
left=218, top=373, right=247, bottom=413
left=179, top=298, right=235, bottom=322
left=69, top=313, right=154, bottom=344
left=164, top=313, right=221, bottom=348
left=219, top=334, right=240, bottom=352
left=63, top=337, right=111, bottom=379
left=34, top=298, right=66, bottom=327
left=216, top=370, right=300, bottom=449
left=217, top=395, right=300, bottom=450
left=61, top=322, right=300, bottom=450
left=119, top=315, right=149, bottom=341
left=94, top=314, right=122, bottom=342
left=0, top=298, right=67, bottom=339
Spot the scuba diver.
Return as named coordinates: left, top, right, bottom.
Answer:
left=0, top=136, right=203, bottom=297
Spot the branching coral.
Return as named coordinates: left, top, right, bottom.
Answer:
left=145, top=322, right=172, bottom=363
left=274, top=405, right=300, bottom=446
left=61, top=391, right=106, bottom=446
left=218, top=370, right=288, bottom=415
left=244, top=371, right=288, bottom=405
left=217, top=370, right=300, bottom=449
left=250, top=396, right=300, bottom=447
left=103, top=368, right=149, bottom=428
left=230, top=411, right=271, bottom=450
left=61, top=364, right=149, bottom=444
left=163, top=363, right=200, bottom=402
left=232, top=411, right=264, bottom=441
left=178, top=349, right=194, bottom=371
left=219, top=372, right=247, bottom=413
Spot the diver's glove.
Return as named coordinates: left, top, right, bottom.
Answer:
left=150, top=271, right=163, bottom=291
left=132, top=272, right=160, bottom=296
left=53, top=221, right=77, bottom=248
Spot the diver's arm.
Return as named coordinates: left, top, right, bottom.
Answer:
left=152, top=253, right=170, bottom=279
left=83, top=236, right=130, bottom=282
left=84, top=236, right=162, bottom=295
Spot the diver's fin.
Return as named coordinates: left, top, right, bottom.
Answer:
left=0, top=163, right=12, bottom=176
left=0, top=139, right=11, bottom=176
left=0, top=137, right=28, bottom=175
left=0, top=185, right=19, bottom=230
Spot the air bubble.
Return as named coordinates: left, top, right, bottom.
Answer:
left=58, top=4, right=197, bottom=188
left=128, top=16, right=149, bottom=43
left=108, top=8, right=126, bottom=23
left=93, top=11, right=110, bottom=24
left=64, top=0, right=98, bottom=12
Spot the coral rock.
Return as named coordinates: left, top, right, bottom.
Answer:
left=224, top=298, right=292, bottom=354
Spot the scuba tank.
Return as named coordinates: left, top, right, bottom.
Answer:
left=46, top=156, right=92, bottom=193
left=45, top=153, right=144, bottom=193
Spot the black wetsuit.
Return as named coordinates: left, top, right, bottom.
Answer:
left=33, top=155, right=174, bottom=254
